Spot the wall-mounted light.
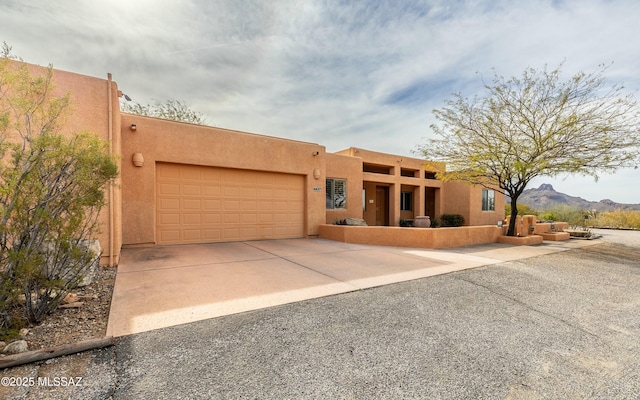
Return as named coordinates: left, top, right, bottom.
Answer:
left=132, top=153, right=144, bottom=167
left=130, top=124, right=137, bottom=131
left=312, top=151, right=319, bottom=156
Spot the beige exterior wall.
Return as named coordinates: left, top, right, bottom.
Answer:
left=319, top=224, right=503, bottom=249
left=336, top=148, right=443, bottom=226
left=443, top=181, right=505, bottom=226
left=120, top=114, right=326, bottom=246
left=325, top=153, right=363, bottom=224
left=52, top=68, right=123, bottom=265
left=3, top=61, right=122, bottom=265
left=4, top=60, right=513, bottom=262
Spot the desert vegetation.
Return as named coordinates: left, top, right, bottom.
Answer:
left=505, top=205, right=640, bottom=230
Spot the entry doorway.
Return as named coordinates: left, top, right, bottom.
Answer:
left=425, top=187, right=437, bottom=219
left=375, top=187, right=389, bottom=226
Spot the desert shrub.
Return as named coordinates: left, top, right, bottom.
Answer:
left=440, top=214, right=465, bottom=227
left=399, top=219, right=414, bottom=227
left=0, top=48, right=118, bottom=337
left=542, top=205, right=584, bottom=225
left=590, top=209, right=640, bottom=229
left=538, top=212, right=558, bottom=221
left=505, top=204, right=538, bottom=218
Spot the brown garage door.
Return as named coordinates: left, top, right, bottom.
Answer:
left=156, top=163, right=305, bottom=245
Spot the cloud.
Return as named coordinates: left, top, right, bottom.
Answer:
left=3, top=0, right=640, bottom=203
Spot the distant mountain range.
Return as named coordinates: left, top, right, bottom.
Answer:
left=515, top=184, right=640, bottom=211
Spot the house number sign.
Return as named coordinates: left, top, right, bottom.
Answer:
left=313, top=187, right=322, bottom=192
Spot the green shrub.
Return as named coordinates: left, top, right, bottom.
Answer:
left=505, top=204, right=538, bottom=218
left=399, top=219, right=414, bottom=227
left=440, top=214, right=465, bottom=227
left=0, top=53, right=118, bottom=337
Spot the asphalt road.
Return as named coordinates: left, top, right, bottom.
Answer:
left=4, top=229, right=640, bottom=399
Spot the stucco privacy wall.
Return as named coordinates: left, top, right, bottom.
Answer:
left=325, top=153, right=363, bottom=224
left=319, top=224, right=503, bottom=249
left=3, top=61, right=122, bottom=265
left=442, top=181, right=505, bottom=226
left=120, top=114, right=327, bottom=246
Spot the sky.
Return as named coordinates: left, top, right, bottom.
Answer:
left=2, top=0, right=640, bottom=204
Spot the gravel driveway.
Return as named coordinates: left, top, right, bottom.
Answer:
left=4, top=229, right=640, bottom=399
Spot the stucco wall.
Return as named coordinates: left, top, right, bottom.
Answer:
left=442, top=181, right=504, bottom=226
left=325, top=153, right=363, bottom=223
left=120, top=114, right=327, bottom=245
left=319, top=224, right=503, bottom=249
left=3, top=61, right=122, bottom=265
left=337, top=147, right=444, bottom=226
left=52, top=68, right=123, bottom=265
left=442, top=181, right=472, bottom=224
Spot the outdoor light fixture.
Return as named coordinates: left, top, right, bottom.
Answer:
left=130, top=124, right=137, bottom=131
left=132, top=153, right=144, bottom=167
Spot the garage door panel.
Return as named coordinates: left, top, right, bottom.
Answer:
left=204, top=229, right=222, bottom=241
left=158, top=183, right=180, bottom=195
left=241, top=201, right=257, bottom=211
left=204, top=214, right=221, bottom=224
left=182, top=184, right=201, bottom=196
left=180, top=167, right=202, bottom=181
left=157, top=163, right=180, bottom=179
left=159, top=214, right=180, bottom=225
left=157, top=163, right=305, bottom=245
left=203, top=185, right=221, bottom=197
left=159, top=198, right=180, bottom=210
left=224, top=214, right=240, bottom=223
left=204, top=199, right=221, bottom=210
left=159, top=230, right=180, bottom=243
left=183, top=199, right=201, bottom=210
left=182, top=230, right=202, bottom=241
left=182, top=214, right=201, bottom=225
left=223, top=201, right=239, bottom=211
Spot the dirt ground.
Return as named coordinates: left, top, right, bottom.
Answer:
left=2, top=266, right=116, bottom=354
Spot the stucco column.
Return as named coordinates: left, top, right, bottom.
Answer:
left=415, top=184, right=425, bottom=218
left=390, top=183, right=400, bottom=226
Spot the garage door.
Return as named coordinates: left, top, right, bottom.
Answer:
left=156, top=163, right=305, bottom=245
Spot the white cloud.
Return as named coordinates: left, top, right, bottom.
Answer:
left=2, top=0, right=640, bottom=203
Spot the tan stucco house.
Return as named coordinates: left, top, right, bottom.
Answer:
left=10, top=62, right=505, bottom=265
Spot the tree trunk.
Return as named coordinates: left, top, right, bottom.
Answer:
left=507, top=196, right=518, bottom=236
left=0, top=336, right=114, bottom=369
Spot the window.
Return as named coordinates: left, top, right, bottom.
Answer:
left=326, top=179, right=347, bottom=209
left=482, top=189, right=495, bottom=211
left=400, top=191, right=413, bottom=211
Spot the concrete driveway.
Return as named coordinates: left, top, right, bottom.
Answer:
left=4, top=230, right=640, bottom=399
left=107, top=237, right=597, bottom=337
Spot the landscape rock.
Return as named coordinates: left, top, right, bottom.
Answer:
left=19, top=328, right=29, bottom=338
left=344, top=218, right=368, bottom=226
left=64, top=293, right=79, bottom=304
left=3, top=340, right=28, bottom=354
left=59, top=301, right=85, bottom=309
left=77, top=239, right=102, bottom=287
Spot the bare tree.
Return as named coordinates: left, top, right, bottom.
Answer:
left=121, top=98, right=209, bottom=125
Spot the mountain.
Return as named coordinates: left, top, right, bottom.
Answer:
left=515, top=184, right=640, bottom=211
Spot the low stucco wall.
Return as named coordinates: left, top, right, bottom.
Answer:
left=534, top=222, right=570, bottom=234
left=319, top=224, right=502, bottom=249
